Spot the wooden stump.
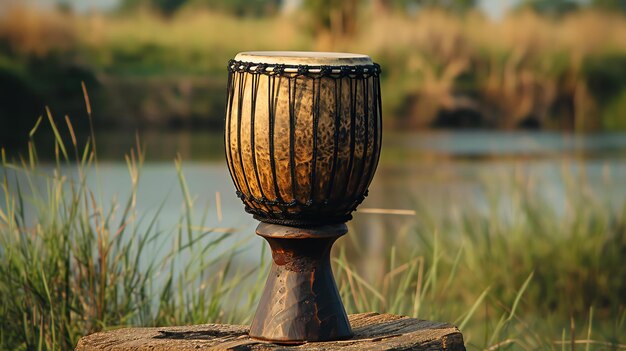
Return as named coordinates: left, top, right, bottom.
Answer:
left=75, top=313, right=465, bottom=351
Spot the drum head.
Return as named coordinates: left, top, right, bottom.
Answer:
left=234, top=51, right=373, bottom=66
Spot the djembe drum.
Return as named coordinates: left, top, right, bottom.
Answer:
left=225, top=51, right=382, bottom=343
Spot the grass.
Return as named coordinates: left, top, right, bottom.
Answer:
left=337, top=166, right=626, bottom=349
left=0, top=95, right=625, bottom=350
left=0, top=97, right=265, bottom=349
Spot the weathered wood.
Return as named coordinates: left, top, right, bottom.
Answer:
left=75, top=312, right=465, bottom=351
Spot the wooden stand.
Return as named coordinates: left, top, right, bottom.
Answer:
left=75, top=312, right=466, bottom=350
left=250, top=223, right=352, bottom=343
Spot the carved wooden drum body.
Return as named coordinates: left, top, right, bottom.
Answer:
left=225, top=52, right=382, bottom=226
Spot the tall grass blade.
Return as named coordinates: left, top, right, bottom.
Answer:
left=457, top=287, right=490, bottom=331
left=45, top=107, right=68, bottom=161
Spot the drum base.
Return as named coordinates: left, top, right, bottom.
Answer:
left=249, top=223, right=353, bottom=343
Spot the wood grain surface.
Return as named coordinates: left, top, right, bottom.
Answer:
left=75, top=312, right=465, bottom=351
left=249, top=223, right=351, bottom=343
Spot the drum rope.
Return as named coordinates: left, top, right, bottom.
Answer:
left=309, top=77, right=320, bottom=206
left=288, top=77, right=298, bottom=206
left=249, top=73, right=267, bottom=202
left=227, top=59, right=381, bottom=79
left=326, top=77, right=342, bottom=202
left=342, top=76, right=358, bottom=198
left=236, top=70, right=254, bottom=200
left=226, top=59, right=382, bottom=226
left=354, top=77, right=370, bottom=200
left=267, top=73, right=283, bottom=204
left=225, top=70, right=242, bottom=195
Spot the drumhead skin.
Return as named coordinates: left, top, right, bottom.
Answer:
left=234, top=51, right=373, bottom=66
left=225, top=51, right=382, bottom=226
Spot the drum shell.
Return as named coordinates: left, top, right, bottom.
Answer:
left=225, top=67, right=382, bottom=226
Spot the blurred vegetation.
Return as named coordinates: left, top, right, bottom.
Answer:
left=1, top=1, right=626, bottom=148
left=519, top=0, right=626, bottom=15
left=517, top=0, right=582, bottom=16
left=592, top=0, right=626, bottom=11
left=120, top=0, right=282, bottom=17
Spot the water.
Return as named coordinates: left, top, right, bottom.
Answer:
left=5, top=130, right=626, bottom=281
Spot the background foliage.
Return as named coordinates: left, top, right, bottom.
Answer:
left=1, top=0, right=626, bottom=149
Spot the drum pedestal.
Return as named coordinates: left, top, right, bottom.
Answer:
left=249, top=223, right=353, bottom=344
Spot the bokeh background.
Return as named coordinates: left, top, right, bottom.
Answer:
left=2, top=0, right=626, bottom=145
left=1, top=0, right=625, bottom=350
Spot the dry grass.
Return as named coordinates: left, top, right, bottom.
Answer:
left=83, top=9, right=307, bottom=56
left=341, top=9, right=626, bottom=129
left=0, top=6, right=78, bottom=56
left=1, top=5, right=626, bottom=131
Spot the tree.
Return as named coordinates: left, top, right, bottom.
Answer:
left=372, top=0, right=477, bottom=15
left=303, top=0, right=361, bottom=38
left=591, top=0, right=626, bottom=12
left=516, top=0, right=580, bottom=17
left=189, top=0, right=280, bottom=17
left=120, top=0, right=186, bottom=16
left=416, top=0, right=477, bottom=14
left=120, top=0, right=280, bottom=17
left=368, top=0, right=481, bottom=19
left=153, top=0, right=187, bottom=15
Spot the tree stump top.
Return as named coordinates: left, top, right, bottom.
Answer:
left=75, top=313, right=465, bottom=351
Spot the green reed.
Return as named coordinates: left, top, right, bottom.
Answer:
left=335, top=164, right=625, bottom=350
left=0, top=101, right=264, bottom=349
left=1, top=108, right=624, bottom=349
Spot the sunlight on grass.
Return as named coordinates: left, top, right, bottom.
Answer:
left=0, top=98, right=265, bottom=349
left=1, top=107, right=625, bottom=348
